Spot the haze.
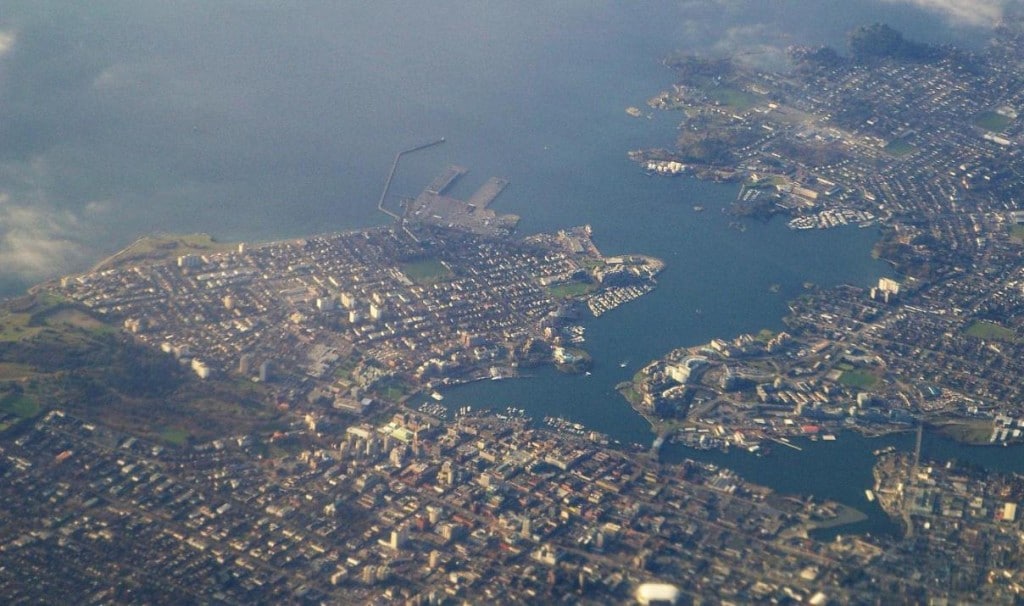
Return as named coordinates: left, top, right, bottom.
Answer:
left=0, top=1, right=1004, bottom=293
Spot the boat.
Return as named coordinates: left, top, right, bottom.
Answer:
left=430, top=391, right=444, bottom=401
left=865, top=489, right=875, bottom=502
left=619, top=360, right=629, bottom=368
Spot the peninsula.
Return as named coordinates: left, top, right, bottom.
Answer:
left=46, top=166, right=663, bottom=411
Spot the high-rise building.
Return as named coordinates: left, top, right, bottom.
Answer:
left=238, top=353, right=253, bottom=375
left=389, top=524, right=408, bottom=550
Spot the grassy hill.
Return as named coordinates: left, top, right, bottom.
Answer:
left=0, top=293, right=283, bottom=445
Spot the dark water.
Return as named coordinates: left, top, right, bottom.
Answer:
left=440, top=212, right=891, bottom=446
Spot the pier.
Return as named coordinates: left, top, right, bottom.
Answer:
left=766, top=436, right=803, bottom=451
left=425, top=164, right=467, bottom=196
left=466, top=177, right=509, bottom=209
left=406, top=165, right=519, bottom=237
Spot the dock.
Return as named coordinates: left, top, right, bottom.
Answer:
left=425, top=165, right=467, bottom=196
left=466, top=177, right=509, bottom=209
left=767, top=436, right=803, bottom=451
left=406, top=165, right=518, bottom=237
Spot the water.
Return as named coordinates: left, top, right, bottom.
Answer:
left=441, top=214, right=890, bottom=445
left=0, top=2, right=994, bottom=292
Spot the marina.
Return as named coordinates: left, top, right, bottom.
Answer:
left=787, top=208, right=876, bottom=230
left=586, top=283, right=655, bottom=317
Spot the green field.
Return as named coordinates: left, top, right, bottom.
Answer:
left=965, top=320, right=1019, bottom=343
left=0, top=311, right=40, bottom=342
left=974, top=110, right=1013, bottom=132
left=0, top=294, right=114, bottom=343
left=400, top=258, right=451, bottom=285
left=884, top=139, right=915, bottom=156
left=0, top=393, right=41, bottom=418
left=838, top=370, right=879, bottom=389
left=374, top=377, right=414, bottom=402
left=160, top=427, right=191, bottom=446
left=92, top=233, right=237, bottom=271
left=706, top=86, right=759, bottom=111
left=0, top=363, right=36, bottom=380
left=1010, top=225, right=1024, bottom=243
left=934, top=419, right=995, bottom=445
left=546, top=280, right=595, bottom=299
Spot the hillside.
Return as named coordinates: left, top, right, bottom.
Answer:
left=0, top=293, right=282, bottom=445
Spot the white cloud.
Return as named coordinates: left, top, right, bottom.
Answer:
left=83, top=199, right=114, bottom=214
left=881, top=0, right=1008, bottom=27
left=0, top=193, right=86, bottom=281
left=0, top=30, right=14, bottom=58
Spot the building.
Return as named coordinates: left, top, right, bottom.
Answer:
left=389, top=524, right=408, bottom=550
left=635, top=583, right=680, bottom=605
left=191, top=359, right=210, bottom=379
left=238, top=353, right=253, bottom=375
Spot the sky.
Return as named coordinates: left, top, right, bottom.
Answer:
left=0, top=0, right=1011, bottom=293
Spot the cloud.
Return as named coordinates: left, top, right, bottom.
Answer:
left=83, top=199, right=114, bottom=215
left=881, top=0, right=1008, bottom=27
left=0, top=30, right=14, bottom=57
left=711, top=23, right=794, bottom=69
left=0, top=193, right=86, bottom=281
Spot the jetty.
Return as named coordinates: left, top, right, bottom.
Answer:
left=377, top=138, right=446, bottom=239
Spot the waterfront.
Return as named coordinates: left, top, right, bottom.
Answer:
left=443, top=368, right=1024, bottom=536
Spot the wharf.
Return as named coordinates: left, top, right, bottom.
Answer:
left=407, top=165, right=519, bottom=237
left=425, top=165, right=467, bottom=196
left=466, top=177, right=509, bottom=209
